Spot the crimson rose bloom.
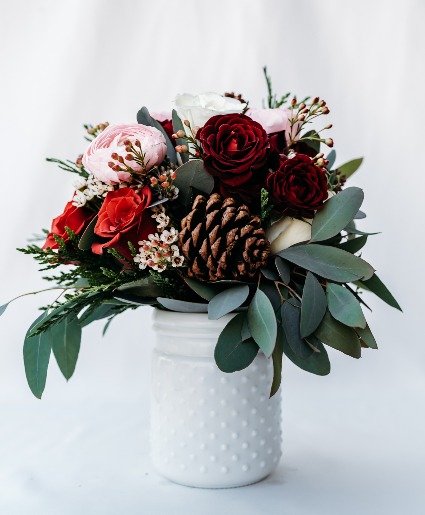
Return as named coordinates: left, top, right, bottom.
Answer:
left=43, top=201, right=94, bottom=250
left=266, top=154, right=328, bottom=216
left=199, top=114, right=270, bottom=193
left=92, top=186, right=156, bottom=260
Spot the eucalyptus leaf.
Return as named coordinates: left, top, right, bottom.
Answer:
left=301, top=130, right=321, bottom=153
left=280, top=244, right=375, bottom=282
left=23, top=313, right=52, bottom=399
left=355, top=274, right=401, bottom=311
left=116, top=278, right=163, bottom=298
left=354, top=210, right=366, bottom=220
left=173, top=159, right=214, bottom=207
left=315, top=311, right=361, bottom=358
left=327, top=283, right=366, bottom=328
left=214, top=313, right=259, bottom=373
left=78, top=216, right=98, bottom=251
left=261, top=268, right=279, bottom=281
left=337, top=235, right=368, bottom=254
left=0, top=302, right=9, bottom=317
left=51, top=315, right=82, bottom=380
left=247, top=289, right=277, bottom=358
left=270, top=331, right=283, bottom=397
left=184, top=277, right=220, bottom=301
left=79, top=304, right=117, bottom=327
left=113, top=294, right=157, bottom=306
left=344, top=221, right=380, bottom=236
left=172, top=109, right=189, bottom=164
left=157, top=297, right=208, bottom=312
left=259, top=281, right=282, bottom=312
left=355, top=324, right=378, bottom=349
left=280, top=325, right=331, bottom=376
left=338, top=157, right=363, bottom=179
left=241, top=315, right=251, bottom=341
left=275, top=256, right=291, bottom=284
left=311, top=187, right=364, bottom=243
left=300, top=272, right=327, bottom=338
left=103, top=317, right=113, bottom=336
left=282, top=300, right=313, bottom=359
left=137, top=106, right=177, bottom=164
left=326, top=149, right=336, bottom=170
left=208, top=285, right=250, bottom=320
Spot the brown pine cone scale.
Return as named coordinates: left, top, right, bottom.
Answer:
left=179, top=193, right=270, bottom=282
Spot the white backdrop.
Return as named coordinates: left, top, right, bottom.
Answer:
left=0, top=1, right=424, bottom=513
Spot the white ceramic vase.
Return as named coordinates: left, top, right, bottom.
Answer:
left=150, top=309, right=282, bottom=488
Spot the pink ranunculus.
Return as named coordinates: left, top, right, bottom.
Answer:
left=246, top=108, right=298, bottom=144
left=82, top=124, right=167, bottom=184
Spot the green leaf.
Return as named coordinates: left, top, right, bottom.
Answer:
left=270, top=332, right=283, bottom=397
left=344, top=221, right=380, bottom=236
left=241, top=314, right=251, bottom=341
left=157, top=297, right=208, bottom=312
left=247, top=289, right=277, bottom=358
left=301, top=130, right=321, bottom=153
left=355, top=324, right=378, bottom=349
left=280, top=244, right=374, bottom=282
left=338, top=157, right=363, bottom=179
left=259, top=281, right=282, bottom=312
left=310, top=187, right=364, bottom=243
left=208, top=285, right=249, bottom=320
left=282, top=300, right=313, bottom=359
left=23, top=313, right=52, bottom=399
left=355, top=274, right=401, bottom=311
left=275, top=256, right=291, bottom=284
left=315, top=312, right=361, bottom=358
left=354, top=210, right=366, bottom=220
left=137, top=106, right=177, bottom=165
left=172, top=109, right=188, bottom=164
left=214, top=313, right=259, bottom=373
left=116, top=278, right=163, bottom=298
left=79, top=304, right=116, bottom=327
left=327, top=283, right=366, bottom=328
left=300, top=272, right=327, bottom=338
left=113, top=293, right=157, bottom=306
left=261, top=268, right=279, bottom=281
left=184, top=277, right=221, bottom=301
left=337, top=235, right=368, bottom=254
left=280, top=325, right=331, bottom=376
left=326, top=150, right=336, bottom=170
left=51, top=315, right=82, bottom=380
left=173, top=159, right=214, bottom=207
left=78, top=216, right=98, bottom=251
left=0, top=302, right=10, bottom=317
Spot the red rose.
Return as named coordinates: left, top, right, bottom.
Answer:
left=43, top=201, right=94, bottom=250
left=266, top=154, right=328, bottom=217
left=199, top=114, right=270, bottom=190
left=92, top=186, right=156, bottom=260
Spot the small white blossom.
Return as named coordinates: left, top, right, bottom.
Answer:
left=73, top=177, right=87, bottom=190
left=72, top=189, right=88, bottom=207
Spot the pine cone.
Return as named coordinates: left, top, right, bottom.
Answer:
left=179, top=193, right=270, bottom=282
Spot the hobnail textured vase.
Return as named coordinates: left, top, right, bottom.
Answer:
left=150, top=309, right=282, bottom=488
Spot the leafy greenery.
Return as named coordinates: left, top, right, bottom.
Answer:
left=214, top=313, right=259, bottom=373
left=310, top=187, right=364, bottom=243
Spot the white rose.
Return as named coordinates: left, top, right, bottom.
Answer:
left=174, top=93, right=246, bottom=130
left=266, top=217, right=312, bottom=255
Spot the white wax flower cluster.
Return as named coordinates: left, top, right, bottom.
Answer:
left=72, top=175, right=114, bottom=207
left=134, top=206, right=185, bottom=272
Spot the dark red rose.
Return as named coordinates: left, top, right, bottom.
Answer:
left=199, top=113, right=270, bottom=189
left=92, top=186, right=156, bottom=260
left=43, top=201, right=94, bottom=250
left=266, top=154, right=328, bottom=217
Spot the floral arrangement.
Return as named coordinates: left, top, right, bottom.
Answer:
left=1, top=68, right=401, bottom=399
